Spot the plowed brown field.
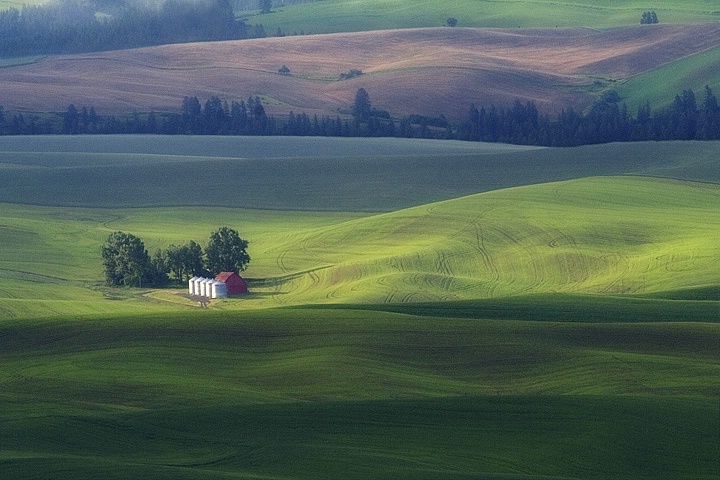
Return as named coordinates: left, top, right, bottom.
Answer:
left=2, top=24, right=720, bottom=118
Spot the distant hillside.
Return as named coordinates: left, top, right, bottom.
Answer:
left=249, top=0, right=720, bottom=33
left=1, top=24, right=720, bottom=119
left=1, top=137, right=718, bottom=211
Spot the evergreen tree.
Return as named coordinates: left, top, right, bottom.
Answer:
left=352, top=88, right=372, bottom=123
left=63, top=104, right=79, bottom=134
left=182, top=96, right=202, bottom=133
left=203, top=96, right=227, bottom=134
left=699, top=85, right=720, bottom=139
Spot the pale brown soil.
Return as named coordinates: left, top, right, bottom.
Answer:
left=1, top=23, right=719, bottom=119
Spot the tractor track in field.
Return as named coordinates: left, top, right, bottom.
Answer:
left=473, top=222, right=500, bottom=284
left=546, top=227, right=591, bottom=290
left=598, top=252, right=634, bottom=294
left=493, top=226, right=543, bottom=294
left=100, top=213, right=125, bottom=230
left=307, top=269, right=321, bottom=290
left=388, top=256, right=406, bottom=273
left=423, top=272, right=455, bottom=294
left=435, top=249, right=454, bottom=278
left=446, top=211, right=501, bottom=294
left=276, top=249, right=290, bottom=273
left=454, top=212, right=498, bottom=264
left=0, top=268, right=81, bottom=286
left=380, top=275, right=401, bottom=304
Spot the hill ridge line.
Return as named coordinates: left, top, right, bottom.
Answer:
left=2, top=24, right=720, bottom=117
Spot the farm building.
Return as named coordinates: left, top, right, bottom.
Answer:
left=188, top=273, right=248, bottom=299
left=215, top=272, right=249, bottom=295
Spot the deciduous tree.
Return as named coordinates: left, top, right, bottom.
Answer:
left=166, top=240, right=205, bottom=282
left=205, top=226, right=250, bottom=274
left=101, top=231, right=151, bottom=287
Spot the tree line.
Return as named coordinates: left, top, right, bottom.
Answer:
left=2, top=86, right=720, bottom=146
left=459, top=87, right=720, bottom=146
left=102, top=227, right=250, bottom=288
left=0, top=0, right=254, bottom=57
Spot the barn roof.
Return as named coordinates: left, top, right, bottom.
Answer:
left=215, top=271, right=242, bottom=282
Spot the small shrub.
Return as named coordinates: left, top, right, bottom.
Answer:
left=339, top=69, right=363, bottom=80
left=640, top=11, right=658, bottom=24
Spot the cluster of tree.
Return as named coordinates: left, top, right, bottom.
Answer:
left=458, top=86, right=720, bottom=146
left=641, top=11, right=659, bottom=24
left=3, top=85, right=720, bottom=146
left=174, top=95, right=274, bottom=135
left=0, top=0, right=251, bottom=57
left=101, top=227, right=250, bottom=288
left=48, top=92, right=395, bottom=136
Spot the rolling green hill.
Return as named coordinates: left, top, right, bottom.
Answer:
left=1, top=174, right=718, bottom=316
left=1, top=137, right=719, bottom=210
left=0, top=137, right=718, bottom=318
left=1, top=309, right=718, bottom=479
left=252, top=0, right=720, bottom=33
left=1, top=136, right=718, bottom=479
left=243, top=176, right=720, bottom=305
left=1, top=0, right=719, bottom=476
left=614, top=44, right=720, bottom=111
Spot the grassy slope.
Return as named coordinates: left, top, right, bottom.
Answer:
left=1, top=137, right=719, bottom=211
left=0, top=1, right=717, bottom=476
left=251, top=0, right=720, bottom=33
left=1, top=175, right=718, bottom=316
left=615, top=44, right=720, bottom=111
left=242, top=176, right=720, bottom=305
left=1, top=310, right=718, bottom=479
left=1, top=169, right=718, bottom=477
left=0, top=138, right=718, bottom=318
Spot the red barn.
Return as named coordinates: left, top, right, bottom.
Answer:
left=215, top=272, right=249, bottom=295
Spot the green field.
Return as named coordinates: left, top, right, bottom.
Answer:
left=3, top=0, right=719, bottom=29
left=1, top=136, right=718, bottom=479
left=2, top=310, right=718, bottom=479
left=248, top=0, right=720, bottom=34
left=615, top=44, right=720, bottom=111
left=1, top=136, right=718, bottom=210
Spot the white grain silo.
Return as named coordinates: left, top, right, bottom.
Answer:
left=202, top=278, right=214, bottom=298
left=189, top=276, right=199, bottom=295
left=211, top=280, right=228, bottom=299
left=193, top=277, right=203, bottom=296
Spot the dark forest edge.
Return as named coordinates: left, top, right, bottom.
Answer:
left=0, top=0, right=271, bottom=57
left=2, top=86, right=720, bottom=147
